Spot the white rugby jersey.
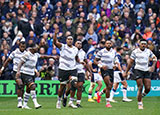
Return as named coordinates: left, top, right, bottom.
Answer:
left=9, top=48, right=26, bottom=72
left=59, top=44, right=78, bottom=70
left=96, top=48, right=117, bottom=69
left=76, top=49, right=86, bottom=73
left=20, top=51, right=40, bottom=76
left=130, top=48, right=156, bottom=71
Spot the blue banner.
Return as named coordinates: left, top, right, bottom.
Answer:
left=0, top=80, right=160, bottom=97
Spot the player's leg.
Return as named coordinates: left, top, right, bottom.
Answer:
left=142, top=78, right=151, bottom=97
left=76, top=73, right=85, bottom=107
left=68, top=70, right=78, bottom=108
left=23, top=75, right=36, bottom=109
left=94, top=80, right=102, bottom=100
left=99, top=88, right=106, bottom=96
left=29, top=81, right=41, bottom=109
left=56, top=69, right=68, bottom=109
left=142, top=71, right=151, bottom=98
left=136, top=78, right=144, bottom=109
left=103, top=75, right=113, bottom=107
left=63, top=83, right=71, bottom=107
left=88, top=73, right=95, bottom=102
left=15, top=75, right=24, bottom=108
left=121, top=80, right=132, bottom=102
left=76, top=81, right=83, bottom=107
left=93, top=73, right=102, bottom=100
left=88, top=82, right=95, bottom=102
left=110, top=82, right=119, bottom=102
left=69, top=86, right=77, bottom=108
left=23, top=85, right=32, bottom=109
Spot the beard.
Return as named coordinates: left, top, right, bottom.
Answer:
left=106, top=47, right=111, bottom=50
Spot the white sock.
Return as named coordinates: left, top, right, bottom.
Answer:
left=57, top=96, right=61, bottom=102
left=106, top=98, right=110, bottom=104
left=23, top=92, right=30, bottom=107
left=69, top=98, right=74, bottom=104
left=138, top=102, right=143, bottom=105
left=94, top=91, right=98, bottom=97
left=64, top=93, right=67, bottom=99
left=99, top=90, right=104, bottom=96
left=77, top=100, right=81, bottom=105
left=123, top=87, right=127, bottom=99
left=88, top=93, right=92, bottom=99
left=18, top=97, right=22, bottom=104
left=110, top=89, right=116, bottom=100
left=31, top=90, right=38, bottom=105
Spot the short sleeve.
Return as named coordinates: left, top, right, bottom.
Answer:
left=130, top=50, right=136, bottom=60
left=9, top=51, right=15, bottom=59
left=96, top=50, right=102, bottom=59
left=60, top=43, right=65, bottom=51
left=35, top=53, right=40, bottom=58
left=114, top=55, right=120, bottom=64
left=21, top=52, right=29, bottom=62
left=149, top=50, right=157, bottom=61
left=149, top=50, right=154, bottom=58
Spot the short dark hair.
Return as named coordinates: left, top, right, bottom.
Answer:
left=28, top=43, right=36, bottom=48
left=140, top=39, right=147, bottom=42
left=88, top=38, right=93, bottom=41
left=116, top=47, right=123, bottom=52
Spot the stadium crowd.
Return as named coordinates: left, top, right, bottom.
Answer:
left=0, top=0, right=160, bottom=80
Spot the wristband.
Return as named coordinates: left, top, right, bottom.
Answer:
left=1, top=66, right=4, bottom=71
left=98, top=63, right=103, bottom=68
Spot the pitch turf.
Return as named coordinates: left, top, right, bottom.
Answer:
left=0, top=97, right=160, bottom=115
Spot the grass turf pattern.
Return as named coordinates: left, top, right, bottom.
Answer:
left=0, top=97, right=159, bottom=115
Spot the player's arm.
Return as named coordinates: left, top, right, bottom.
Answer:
left=53, top=29, right=62, bottom=49
left=149, top=52, right=157, bottom=72
left=0, top=58, right=12, bottom=76
left=114, top=56, right=123, bottom=72
left=16, top=60, right=25, bottom=79
left=40, top=55, right=56, bottom=60
left=116, top=62, right=123, bottom=73
left=124, top=58, right=134, bottom=77
left=84, top=59, right=92, bottom=76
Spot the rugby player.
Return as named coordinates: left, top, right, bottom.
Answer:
left=0, top=39, right=26, bottom=108
left=94, top=40, right=117, bottom=108
left=88, top=54, right=103, bottom=102
left=124, top=39, right=157, bottom=109
left=54, top=29, right=80, bottom=109
left=16, top=43, right=55, bottom=109
left=110, top=47, right=132, bottom=102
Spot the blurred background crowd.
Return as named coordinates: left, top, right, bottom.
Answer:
left=0, top=0, right=160, bottom=80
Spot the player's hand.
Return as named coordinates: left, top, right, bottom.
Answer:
left=89, top=72, right=92, bottom=78
left=123, top=72, right=128, bottom=78
left=149, top=66, right=155, bottom=72
left=36, top=72, right=40, bottom=77
left=101, top=66, right=108, bottom=70
left=80, top=61, right=86, bottom=66
left=0, top=70, right=2, bottom=76
left=16, top=72, right=21, bottom=79
left=92, top=69, right=97, bottom=72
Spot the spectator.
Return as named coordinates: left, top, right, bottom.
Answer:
left=85, top=27, right=98, bottom=43
left=0, top=32, right=12, bottom=47
left=143, top=27, right=153, bottom=40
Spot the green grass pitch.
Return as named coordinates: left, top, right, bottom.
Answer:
left=0, top=97, right=160, bottom=115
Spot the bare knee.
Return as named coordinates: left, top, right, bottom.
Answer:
left=138, top=85, right=143, bottom=91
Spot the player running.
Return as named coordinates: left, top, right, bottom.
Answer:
left=110, top=47, right=132, bottom=102
left=70, top=40, right=92, bottom=107
left=124, top=39, right=157, bottom=109
left=54, top=30, right=81, bottom=109
left=88, top=53, right=103, bottom=102
left=0, top=39, right=26, bottom=108
left=94, top=40, right=117, bottom=108
left=16, top=43, right=55, bottom=109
